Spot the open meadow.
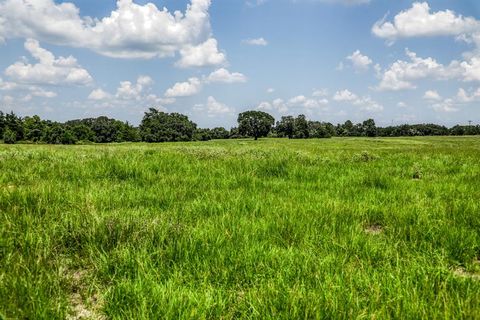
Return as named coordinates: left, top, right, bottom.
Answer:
left=1, top=137, right=480, bottom=319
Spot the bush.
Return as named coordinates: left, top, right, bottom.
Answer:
left=3, top=128, right=16, bottom=144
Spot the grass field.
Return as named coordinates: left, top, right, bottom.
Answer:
left=1, top=137, right=480, bottom=319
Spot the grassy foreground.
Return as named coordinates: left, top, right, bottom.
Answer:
left=1, top=137, right=479, bottom=319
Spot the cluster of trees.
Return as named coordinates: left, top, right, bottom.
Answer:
left=1, top=109, right=479, bottom=144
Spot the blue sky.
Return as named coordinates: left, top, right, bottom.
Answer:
left=0, top=0, right=479, bottom=128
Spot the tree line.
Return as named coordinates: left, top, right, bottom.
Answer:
left=1, top=108, right=479, bottom=144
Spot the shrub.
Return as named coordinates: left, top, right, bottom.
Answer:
left=3, top=128, right=16, bottom=144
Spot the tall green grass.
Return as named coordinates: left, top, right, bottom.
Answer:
left=1, top=137, right=479, bottom=319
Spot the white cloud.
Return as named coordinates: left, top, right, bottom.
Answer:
left=29, top=87, right=57, bottom=98
left=88, top=88, right=111, bottom=101
left=461, top=57, right=480, bottom=82
left=248, top=0, right=370, bottom=6
left=397, top=101, right=407, bottom=108
left=376, top=49, right=463, bottom=91
left=333, top=89, right=358, bottom=101
left=267, top=88, right=275, bottom=93
left=333, top=89, right=383, bottom=112
left=116, top=76, right=154, bottom=100
left=457, top=87, right=480, bottom=102
left=4, top=39, right=92, bottom=86
left=353, top=96, right=383, bottom=112
left=176, top=38, right=226, bottom=68
left=372, top=2, right=480, bottom=41
left=347, top=50, right=372, bottom=71
left=257, top=93, right=329, bottom=115
left=289, top=95, right=307, bottom=105
left=206, top=68, right=247, bottom=83
left=164, top=77, right=202, bottom=98
left=257, top=98, right=289, bottom=113
left=0, top=0, right=225, bottom=66
left=242, top=38, right=268, bottom=46
left=0, top=77, right=17, bottom=91
left=194, top=96, right=234, bottom=116
left=423, top=90, right=442, bottom=101
left=431, top=98, right=459, bottom=112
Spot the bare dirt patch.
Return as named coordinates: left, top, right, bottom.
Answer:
left=66, top=269, right=105, bottom=320
left=453, top=267, right=480, bottom=281
left=364, top=225, right=383, bottom=235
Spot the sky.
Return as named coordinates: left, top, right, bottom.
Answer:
left=0, top=0, right=479, bottom=128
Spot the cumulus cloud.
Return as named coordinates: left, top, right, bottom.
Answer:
left=242, top=38, right=268, bottom=46
left=376, top=49, right=465, bottom=91
left=164, top=77, right=202, bottom=98
left=84, top=75, right=170, bottom=112
left=257, top=98, right=289, bottom=113
left=423, top=90, right=442, bottom=101
left=0, top=0, right=225, bottom=66
left=4, top=39, right=92, bottom=86
left=88, top=88, right=111, bottom=101
left=346, top=50, right=373, bottom=71
left=257, top=92, right=329, bottom=115
left=333, top=89, right=358, bottom=101
left=372, top=2, right=480, bottom=41
left=176, top=38, right=226, bottom=68
left=206, top=68, right=247, bottom=83
left=115, top=76, right=154, bottom=100
left=457, top=87, right=480, bottom=103
left=431, top=98, right=458, bottom=112
left=194, top=96, right=234, bottom=116
left=333, top=89, right=383, bottom=112
left=252, top=0, right=370, bottom=6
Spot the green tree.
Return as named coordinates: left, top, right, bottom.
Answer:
left=0, top=111, right=5, bottom=137
left=5, top=112, right=24, bottom=141
left=3, top=127, right=16, bottom=144
left=61, top=129, right=77, bottom=145
left=194, top=128, right=212, bottom=141
left=140, top=108, right=197, bottom=142
left=23, top=115, right=45, bottom=142
left=363, top=119, right=377, bottom=137
left=293, top=115, right=309, bottom=139
left=71, top=124, right=94, bottom=142
left=237, top=110, right=275, bottom=140
left=276, top=116, right=295, bottom=139
left=210, top=127, right=230, bottom=140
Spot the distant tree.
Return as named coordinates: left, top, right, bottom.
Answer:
left=276, top=116, right=295, bottom=139
left=71, top=124, right=94, bottom=142
left=194, top=128, right=212, bottom=141
left=5, top=112, right=24, bottom=141
left=119, top=122, right=141, bottom=142
left=90, top=116, right=123, bottom=143
left=42, top=123, right=65, bottom=144
left=23, top=115, right=45, bottom=142
left=293, top=115, right=309, bottom=139
left=308, top=121, right=332, bottom=138
left=61, top=129, right=77, bottom=145
left=210, top=127, right=230, bottom=140
left=140, top=108, right=197, bottom=142
left=229, top=127, right=244, bottom=139
left=238, top=110, right=275, bottom=140
left=363, top=119, right=377, bottom=137
left=3, top=127, right=16, bottom=144
left=342, top=120, right=354, bottom=136
left=450, top=125, right=465, bottom=136
left=0, top=111, right=5, bottom=137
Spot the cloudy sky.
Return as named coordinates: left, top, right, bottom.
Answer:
left=0, top=0, right=479, bottom=128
